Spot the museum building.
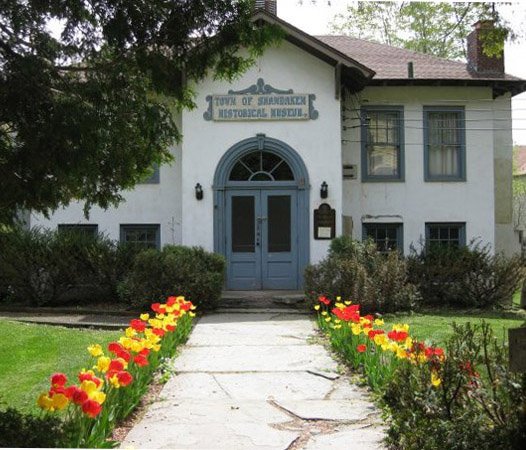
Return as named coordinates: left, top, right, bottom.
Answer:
left=32, top=3, right=526, bottom=290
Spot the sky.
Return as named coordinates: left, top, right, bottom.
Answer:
left=276, top=0, right=526, bottom=144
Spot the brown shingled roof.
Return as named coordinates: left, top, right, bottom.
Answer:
left=316, top=35, right=522, bottom=81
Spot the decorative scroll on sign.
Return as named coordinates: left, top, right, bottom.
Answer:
left=203, top=78, right=318, bottom=122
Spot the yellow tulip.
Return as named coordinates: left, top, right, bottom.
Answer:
left=314, top=305, right=320, bottom=311
left=125, top=327, right=137, bottom=338
left=351, top=323, right=362, bottom=335
left=374, top=318, right=384, bottom=326
left=37, top=393, right=54, bottom=410
left=91, top=390, right=106, bottom=404
left=431, top=371, right=442, bottom=387
left=87, top=344, right=103, bottom=357
left=96, top=356, right=111, bottom=373
left=51, top=393, right=69, bottom=410
left=140, top=313, right=150, bottom=321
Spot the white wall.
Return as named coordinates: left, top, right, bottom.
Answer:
left=342, top=86, right=497, bottom=254
left=32, top=114, right=184, bottom=245
left=181, top=40, right=342, bottom=263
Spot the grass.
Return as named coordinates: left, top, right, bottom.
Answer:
left=0, top=320, right=120, bottom=414
left=382, top=309, right=525, bottom=346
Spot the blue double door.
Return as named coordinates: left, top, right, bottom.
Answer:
left=226, top=189, right=298, bottom=290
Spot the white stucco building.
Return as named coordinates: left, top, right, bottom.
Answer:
left=32, top=7, right=526, bottom=290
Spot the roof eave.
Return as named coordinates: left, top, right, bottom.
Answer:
left=367, top=78, right=526, bottom=98
left=252, top=11, right=376, bottom=81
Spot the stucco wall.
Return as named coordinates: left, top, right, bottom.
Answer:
left=342, top=86, right=498, bottom=254
left=181, top=40, right=341, bottom=264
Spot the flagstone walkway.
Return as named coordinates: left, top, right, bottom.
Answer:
left=122, top=312, right=386, bottom=449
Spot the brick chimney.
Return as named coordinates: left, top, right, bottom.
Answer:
left=467, top=20, right=504, bottom=75
left=254, top=0, right=277, bottom=15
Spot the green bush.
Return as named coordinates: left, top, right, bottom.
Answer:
left=383, top=322, right=526, bottom=450
left=304, top=237, right=418, bottom=313
left=0, top=408, right=69, bottom=447
left=118, top=245, right=225, bottom=310
left=407, top=241, right=524, bottom=308
left=0, top=227, right=140, bottom=306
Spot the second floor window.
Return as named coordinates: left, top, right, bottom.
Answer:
left=424, top=107, right=466, bottom=181
left=361, top=107, right=404, bottom=181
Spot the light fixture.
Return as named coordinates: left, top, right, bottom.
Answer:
left=195, top=183, right=203, bottom=200
left=320, top=181, right=328, bottom=199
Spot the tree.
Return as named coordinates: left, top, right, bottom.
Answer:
left=331, top=1, right=516, bottom=60
left=0, top=0, right=280, bottom=225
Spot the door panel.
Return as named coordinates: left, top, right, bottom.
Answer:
left=261, top=190, right=297, bottom=289
left=226, top=192, right=261, bottom=289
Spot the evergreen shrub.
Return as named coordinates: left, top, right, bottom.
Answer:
left=118, top=245, right=225, bottom=310
left=407, top=241, right=524, bottom=308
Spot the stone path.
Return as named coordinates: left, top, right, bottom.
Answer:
left=122, top=312, right=385, bottom=449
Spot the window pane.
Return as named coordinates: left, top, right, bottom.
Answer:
left=250, top=172, right=273, bottom=181
left=241, top=152, right=261, bottom=173
left=428, top=145, right=459, bottom=177
left=232, top=196, right=255, bottom=253
left=268, top=195, right=291, bottom=252
left=364, top=110, right=401, bottom=179
left=230, top=162, right=251, bottom=181
left=364, top=224, right=401, bottom=253
left=367, top=145, right=398, bottom=176
left=427, top=111, right=461, bottom=178
left=122, top=226, right=158, bottom=249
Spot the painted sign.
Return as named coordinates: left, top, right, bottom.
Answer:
left=204, top=78, right=318, bottom=122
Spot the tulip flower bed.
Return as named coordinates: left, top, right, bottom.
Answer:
left=315, top=296, right=445, bottom=392
left=36, top=296, right=195, bottom=448
left=315, top=296, right=526, bottom=449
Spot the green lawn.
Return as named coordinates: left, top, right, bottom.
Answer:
left=383, top=309, right=525, bottom=347
left=0, top=320, right=120, bottom=414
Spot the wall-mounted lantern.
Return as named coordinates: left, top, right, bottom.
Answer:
left=320, top=181, right=328, bottom=199
left=195, top=183, right=203, bottom=200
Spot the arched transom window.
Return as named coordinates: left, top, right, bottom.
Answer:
left=229, top=150, right=294, bottom=181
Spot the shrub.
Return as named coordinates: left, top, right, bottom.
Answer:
left=118, top=245, right=225, bottom=310
left=407, top=241, right=524, bottom=308
left=383, top=322, right=526, bottom=450
left=305, top=237, right=418, bottom=313
left=0, top=227, right=140, bottom=306
left=0, top=408, right=68, bottom=447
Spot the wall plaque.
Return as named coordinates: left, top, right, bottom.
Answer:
left=203, top=78, right=318, bottom=122
left=314, top=203, right=336, bottom=240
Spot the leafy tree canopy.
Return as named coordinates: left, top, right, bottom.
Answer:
left=0, top=0, right=280, bottom=224
left=331, top=1, right=516, bottom=60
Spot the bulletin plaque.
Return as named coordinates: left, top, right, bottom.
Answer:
left=314, top=203, right=336, bottom=240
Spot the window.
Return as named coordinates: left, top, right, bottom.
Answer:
left=425, top=223, right=466, bottom=248
left=424, top=107, right=466, bottom=181
left=139, top=164, right=160, bottom=184
left=229, top=150, right=294, bottom=181
left=363, top=223, right=403, bottom=253
left=361, top=106, right=404, bottom=181
left=58, top=224, right=98, bottom=237
left=120, top=224, right=160, bottom=249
